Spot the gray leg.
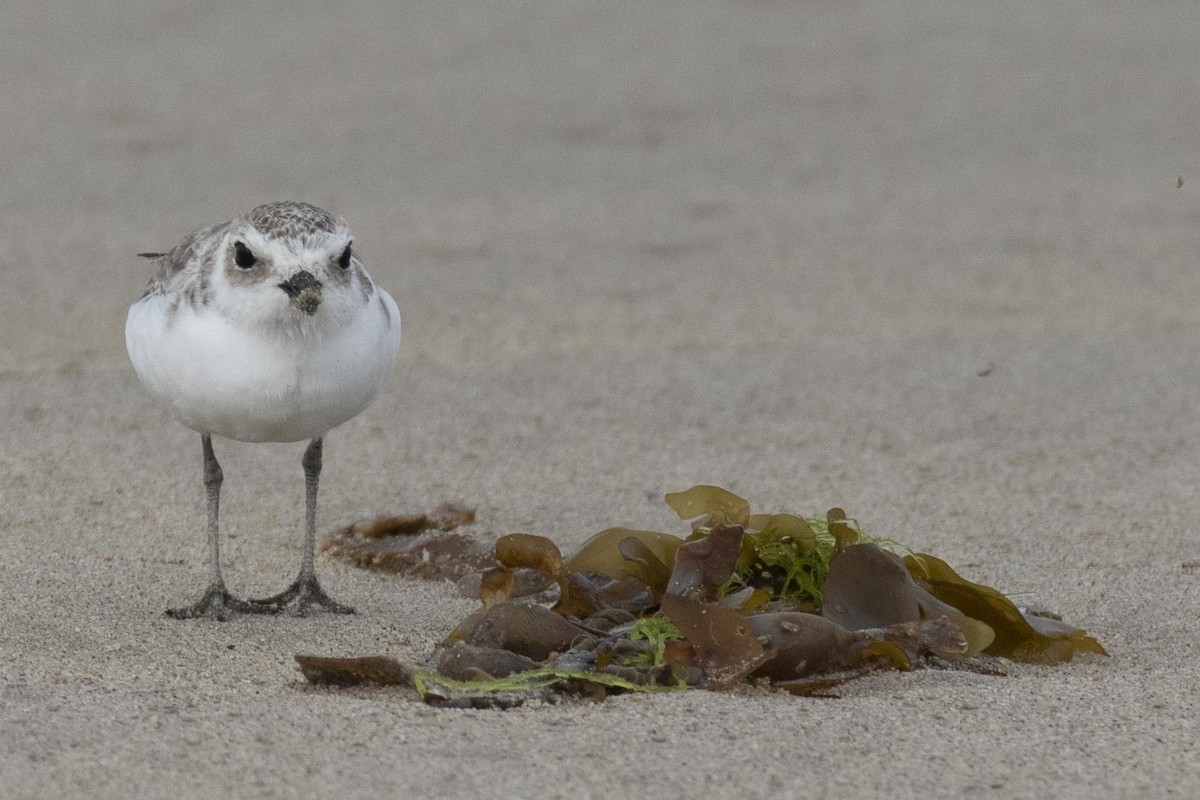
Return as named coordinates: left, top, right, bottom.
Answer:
left=166, top=435, right=277, bottom=620
left=253, top=437, right=354, bottom=616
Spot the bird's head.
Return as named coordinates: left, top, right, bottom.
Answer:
left=215, top=201, right=367, bottom=330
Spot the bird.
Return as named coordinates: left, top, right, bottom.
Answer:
left=125, top=201, right=401, bottom=620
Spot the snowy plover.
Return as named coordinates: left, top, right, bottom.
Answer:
left=126, top=202, right=401, bottom=620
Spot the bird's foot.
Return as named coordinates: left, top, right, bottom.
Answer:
left=251, top=573, right=355, bottom=617
left=165, top=583, right=280, bottom=621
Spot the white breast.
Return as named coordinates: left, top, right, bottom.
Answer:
left=126, top=289, right=401, bottom=443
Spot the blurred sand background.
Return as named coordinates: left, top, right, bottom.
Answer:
left=2, top=1, right=1199, bottom=798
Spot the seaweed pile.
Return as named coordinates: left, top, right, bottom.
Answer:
left=300, top=486, right=1106, bottom=706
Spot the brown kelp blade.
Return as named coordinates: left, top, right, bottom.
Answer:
left=437, top=642, right=541, bottom=681
left=496, top=533, right=564, bottom=578
left=565, top=528, right=683, bottom=580
left=665, top=524, right=745, bottom=600
left=747, top=612, right=878, bottom=681
left=665, top=485, right=751, bottom=527
left=617, top=536, right=674, bottom=600
left=659, top=593, right=773, bottom=687
left=322, top=505, right=489, bottom=580
left=821, top=543, right=921, bottom=630
left=825, top=508, right=859, bottom=553
left=451, top=602, right=592, bottom=661
left=295, top=655, right=415, bottom=687
left=494, top=533, right=599, bottom=616
left=904, top=553, right=1108, bottom=663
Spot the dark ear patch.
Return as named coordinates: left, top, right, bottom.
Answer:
left=233, top=241, right=256, bottom=269
left=338, top=244, right=353, bottom=270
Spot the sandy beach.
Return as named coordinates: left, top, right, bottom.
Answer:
left=2, top=2, right=1198, bottom=797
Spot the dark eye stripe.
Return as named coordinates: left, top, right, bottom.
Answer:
left=338, top=244, right=352, bottom=270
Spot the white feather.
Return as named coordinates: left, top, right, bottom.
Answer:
left=125, top=212, right=401, bottom=443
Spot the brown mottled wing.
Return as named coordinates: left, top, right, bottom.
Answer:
left=138, top=220, right=229, bottom=298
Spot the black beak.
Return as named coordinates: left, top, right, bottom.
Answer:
left=278, top=270, right=323, bottom=314
left=278, top=270, right=321, bottom=298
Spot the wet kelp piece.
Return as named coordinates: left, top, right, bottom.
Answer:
left=904, top=553, right=1108, bottom=663
left=825, top=508, right=860, bottom=553
left=425, top=621, right=694, bottom=706
left=577, top=573, right=657, bottom=616
left=659, top=593, right=773, bottom=688
left=493, top=533, right=599, bottom=616
left=747, top=613, right=968, bottom=681
left=665, top=485, right=751, bottom=528
left=910, top=583, right=995, bottom=657
left=616, top=537, right=673, bottom=601
left=295, top=655, right=416, bottom=687
left=666, top=524, right=745, bottom=600
left=449, top=602, right=592, bottom=661
left=349, top=504, right=476, bottom=537
left=819, top=543, right=993, bottom=655
left=437, top=642, right=540, bottom=681
left=747, top=612, right=880, bottom=680
left=1021, top=613, right=1111, bottom=654
left=821, top=543, right=920, bottom=630
left=716, top=585, right=771, bottom=613
left=415, top=671, right=555, bottom=708
left=565, top=528, right=683, bottom=582
left=548, top=624, right=688, bottom=688
left=496, top=533, right=565, bottom=579
left=458, top=567, right=560, bottom=607
left=322, top=504, right=491, bottom=580
left=752, top=514, right=818, bottom=553
left=478, top=566, right=518, bottom=609
left=884, top=616, right=970, bottom=661
left=465, top=529, right=668, bottom=613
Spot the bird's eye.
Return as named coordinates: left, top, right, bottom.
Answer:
left=233, top=241, right=256, bottom=269
left=338, top=244, right=353, bottom=270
